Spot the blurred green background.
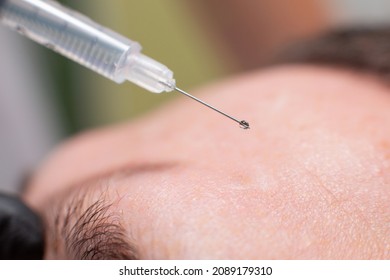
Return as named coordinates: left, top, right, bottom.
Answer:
left=50, top=0, right=233, bottom=135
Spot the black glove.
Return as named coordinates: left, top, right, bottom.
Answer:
left=0, top=193, right=44, bottom=259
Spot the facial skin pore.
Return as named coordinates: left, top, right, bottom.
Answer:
left=25, top=65, right=390, bottom=259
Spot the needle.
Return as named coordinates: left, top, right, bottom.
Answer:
left=174, top=87, right=250, bottom=129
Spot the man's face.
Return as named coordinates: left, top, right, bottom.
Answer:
left=25, top=65, right=390, bottom=259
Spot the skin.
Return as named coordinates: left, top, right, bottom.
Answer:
left=25, top=65, right=390, bottom=259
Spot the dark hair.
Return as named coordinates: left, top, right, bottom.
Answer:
left=274, top=27, right=390, bottom=81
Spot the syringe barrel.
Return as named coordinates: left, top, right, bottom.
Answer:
left=0, top=0, right=175, bottom=93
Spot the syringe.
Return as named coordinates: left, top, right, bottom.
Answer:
left=0, top=0, right=249, bottom=129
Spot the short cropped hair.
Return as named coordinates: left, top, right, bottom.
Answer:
left=274, top=27, right=390, bottom=82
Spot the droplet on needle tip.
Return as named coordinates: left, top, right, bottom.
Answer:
left=239, top=120, right=250, bottom=129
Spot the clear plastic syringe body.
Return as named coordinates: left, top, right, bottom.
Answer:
left=0, top=0, right=175, bottom=93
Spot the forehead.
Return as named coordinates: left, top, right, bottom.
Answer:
left=26, top=65, right=390, bottom=206
left=26, top=65, right=390, bottom=259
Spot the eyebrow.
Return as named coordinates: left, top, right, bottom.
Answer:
left=45, top=163, right=178, bottom=259
left=52, top=187, right=138, bottom=260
